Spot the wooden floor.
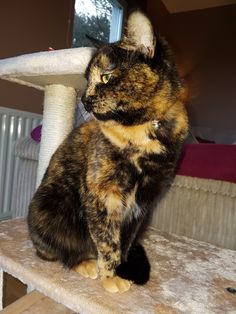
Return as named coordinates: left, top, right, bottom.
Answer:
left=3, top=273, right=27, bottom=307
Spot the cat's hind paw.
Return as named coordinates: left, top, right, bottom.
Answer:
left=101, top=276, right=131, bottom=293
left=74, top=259, right=98, bottom=279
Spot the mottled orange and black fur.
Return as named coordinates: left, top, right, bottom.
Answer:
left=28, top=11, right=188, bottom=292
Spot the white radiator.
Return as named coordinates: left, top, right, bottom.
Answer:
left=0, top=107, right=42, bottom=219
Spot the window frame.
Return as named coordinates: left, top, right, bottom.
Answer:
left=109, top=0, right=125, bottom=42
left=72, top=0, right=126, bottom=47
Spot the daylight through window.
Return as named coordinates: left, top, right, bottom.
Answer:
left=73, top=0, right=124, bottom=47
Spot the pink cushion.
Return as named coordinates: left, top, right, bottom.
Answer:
left=31, top=125, right=42, bottom=142
left=177, top=144, right=236, bottom=183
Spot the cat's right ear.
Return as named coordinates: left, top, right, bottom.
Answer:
left=86, top=35, right=105, bottom=48
left=120, top=11, right=156, bottom=58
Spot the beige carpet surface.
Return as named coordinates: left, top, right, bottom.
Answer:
left=0, top=218, right=236, bottom=314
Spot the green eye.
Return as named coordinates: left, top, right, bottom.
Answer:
left=101, top=73, right=112, bottom=84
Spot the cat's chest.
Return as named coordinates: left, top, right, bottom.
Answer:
left=100, top=121, right=168, bottom=175
left=124, top=138, right=165, bottom=174
left=101, top=121, right=166, bottom=161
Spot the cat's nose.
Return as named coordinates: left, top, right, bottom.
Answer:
left=81, top=95, right=93, bottom=112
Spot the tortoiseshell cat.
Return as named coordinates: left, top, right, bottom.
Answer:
left=28, top=11, right=188, bottom=293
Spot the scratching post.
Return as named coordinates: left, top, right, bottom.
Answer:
left=37, top=85, right=76, bottom=186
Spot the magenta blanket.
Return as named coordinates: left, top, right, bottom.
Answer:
left=177, top=144, right=236, bottom=183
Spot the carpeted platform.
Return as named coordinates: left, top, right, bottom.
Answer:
left=0, top=218, right=236, bottom=313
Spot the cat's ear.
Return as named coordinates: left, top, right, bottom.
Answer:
left=120, top=11, right=156, bottom=58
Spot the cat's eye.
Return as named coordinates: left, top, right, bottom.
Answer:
left=101, top=73, right=112, bottom=84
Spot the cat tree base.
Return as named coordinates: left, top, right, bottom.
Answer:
left=0, top=218, right=236, bottom=313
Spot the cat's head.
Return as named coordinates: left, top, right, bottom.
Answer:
left=82, top=11, right=183, bottom=126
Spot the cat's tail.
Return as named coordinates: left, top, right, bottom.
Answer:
left=116, top=243, right=150, bottom=285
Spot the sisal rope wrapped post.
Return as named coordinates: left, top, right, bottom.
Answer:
left=36, top=84, right=77, bottom=187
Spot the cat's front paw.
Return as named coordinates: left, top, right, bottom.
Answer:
left=101, top=276, right=131, bottom=293
left=74, top=259, right=98, bottom=279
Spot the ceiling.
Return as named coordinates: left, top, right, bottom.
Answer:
left=162, top=0, right=236, bottom=13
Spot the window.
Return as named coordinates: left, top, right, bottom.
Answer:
left=72, top=0, right=124, bottom=47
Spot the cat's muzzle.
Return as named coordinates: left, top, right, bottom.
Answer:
left=81, top=95, right=93, bottom=113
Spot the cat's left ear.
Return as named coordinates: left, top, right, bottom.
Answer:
left=120, top=11, right=156, bottom=58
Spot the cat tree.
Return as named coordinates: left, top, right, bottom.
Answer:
left=0, top=48, right=236, bottom=312
left=1, top=218, right=236, bottom=313
left=0, top=47, right=95, bottom=186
